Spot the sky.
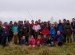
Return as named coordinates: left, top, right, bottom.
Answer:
left=0, top=0, right=75, bottom=22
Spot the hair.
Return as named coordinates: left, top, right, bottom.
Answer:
left=14, top=22, right=17, bottom=26
left=63, top=19, right=66, bottom=21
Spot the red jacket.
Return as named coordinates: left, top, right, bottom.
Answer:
left=5, top=25, right=9, bottom=33
left=36, top=38, right=43, bottom=45
left=42, top=28, right=49, bottom=35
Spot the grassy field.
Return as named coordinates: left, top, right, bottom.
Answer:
left=0, top=43, right=75, bottom=55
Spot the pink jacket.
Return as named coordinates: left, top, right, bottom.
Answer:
left=28, top=38, right=36, bottom=45
left=32, top=24, right=41, bottom=32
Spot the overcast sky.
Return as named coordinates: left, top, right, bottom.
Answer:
left=0, top=0, right=75, bottom=22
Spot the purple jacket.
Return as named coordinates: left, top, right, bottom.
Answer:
left=56, top=34, right=64, bottom=43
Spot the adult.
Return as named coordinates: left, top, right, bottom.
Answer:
left=71, top=18, right=75, bottom=42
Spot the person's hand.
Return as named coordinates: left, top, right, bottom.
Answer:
left=40, top=32, right=42, bottom=34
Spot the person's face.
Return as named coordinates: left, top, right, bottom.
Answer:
left=38, top=19, right=41, bottom=23
left=21, top=21, right=23, bottom=24
left=72, top=18, right=75, bottom=22
left=38, top=36, right=41, bottom=39
left=57, top=31, right=60, bottom=35
left=74, top=19, right=75, bottom=22
left=14, top=23, right=17, bottom=26
left=22, top=36, right=25, bottom=39
left=48, top=37, right=51, bottom=40
left=29, top=38, right=31, bottom=41
left=63, top=19, right=66, bottom=23
left=31, top=36, right=34, bottom=39
left=32, top=21, right=34, bottom=24
left=35, top=22, right=38, bottom=25
left=48, top=21, right=50, bottom=23
left=51, top=24, right=55, bottom=27
left=44, top=35, right=46, bottom=38
left=63, top=20, right=66, bottom=23
left=27, top=21, right=29, bottom=24
left=67, top=20, right=69, bottom=23
left=0, top=21, right=2, bottom=25
left=59, top=20, right=61, bottom=23
left=10, top=21, right=12, bottom=24
left=24, top=21, right=26, bottom=24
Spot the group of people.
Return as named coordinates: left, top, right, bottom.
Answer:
left=0, top=18, right=75, bottom=47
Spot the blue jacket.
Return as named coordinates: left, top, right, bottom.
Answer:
left=58, top=23, right=64, bottom=34
left=2, top=28, right=8, bottom=37
left=21, top=39, right=27, bottom=44
left=12, top=26, right=18, bottom=33
left=50, top=27, right=56, bottom=35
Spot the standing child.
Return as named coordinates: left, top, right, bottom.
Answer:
left=50, top=23, right=56, bottom=41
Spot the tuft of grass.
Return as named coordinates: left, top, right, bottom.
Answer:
left=0, top=43, right=75, bottom=55
left=38, top=47, right=49, bottom=55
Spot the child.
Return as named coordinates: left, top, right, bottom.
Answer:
left=28, top=35, right=36, bottom=47
left=56, top=31, right=64, bottom=46
left=47, top=36, right=54, bottom=46
left=36, top=35, right=43, bottom=46
left=21, top=36, right=27, bottom=45
left=50, top=23, right=56, bottom=40
left=42, top=35, right=48, bottom=45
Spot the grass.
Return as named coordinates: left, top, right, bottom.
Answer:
left=0, top=43, right=75, bottom=55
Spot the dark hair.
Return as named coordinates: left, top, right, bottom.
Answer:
left=14, top=22, right=17, bottom=26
